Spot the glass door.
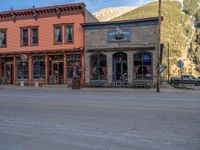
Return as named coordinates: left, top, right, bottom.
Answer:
left=5, top=63, right=14, bottom=84
left=113, top=61, right=128, bottom=82
left=52, top=62, right=63, bottom=84
left=112, top=52, right=128, bottom=87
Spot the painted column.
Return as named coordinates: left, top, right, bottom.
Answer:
left=4, top=63, right=6, bottom=78
left=107, top=52, right=112, bottom=86
left=28, top=54, right=32, bottom=85
left=81, top=50, right=85, bottom=84
left=153, top=49, right=158, bottom=86
left=13, top=55, right=16, bottom=85
left=45, top=54, right=49, bottom=85
left=63, top=53, right=67, bottom=85
left=85, top=52, right=90, bottom=85
left=127, top=51, right=133, bottom=86
left=0, top=62, right=2, bottom=77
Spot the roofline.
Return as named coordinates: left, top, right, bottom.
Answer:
left=0, top=2, right=86, bottom=15
left=82, top=17, right=163, bottom=27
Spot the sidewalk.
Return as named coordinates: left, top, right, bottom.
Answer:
left=1, top=83, right=199, bottom=94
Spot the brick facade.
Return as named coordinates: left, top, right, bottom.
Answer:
left=0, top=3, right=90, bottom=86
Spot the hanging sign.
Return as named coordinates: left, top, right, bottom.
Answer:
left=20, top=54, right=28, bottom=62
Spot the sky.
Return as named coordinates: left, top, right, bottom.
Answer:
left=0, top=0, right=154, bottom=13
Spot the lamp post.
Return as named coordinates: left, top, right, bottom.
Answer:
left=157, top=0, right=162, bottom=92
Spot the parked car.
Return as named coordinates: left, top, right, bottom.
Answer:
left=170, top=75, right=200, bottom=86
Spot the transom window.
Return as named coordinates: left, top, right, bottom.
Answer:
left=134, top=52, right=152, bottom=80
left=0, top=29, right=7, bottom=48
left=90, top=53, right=107, bottom=80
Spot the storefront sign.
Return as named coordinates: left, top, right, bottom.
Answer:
left=108, top=29, right=130, bottom=42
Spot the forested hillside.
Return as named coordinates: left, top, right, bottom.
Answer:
left=183, top=0, right=200, bottom=74
left=112, top=1, right=200, bottom=77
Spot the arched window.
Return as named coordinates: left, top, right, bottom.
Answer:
left=90, top=53, right=107, bottom=80
left=113, top=52, right=127, bottom=61
left=134, top=52, right=152, bottom=79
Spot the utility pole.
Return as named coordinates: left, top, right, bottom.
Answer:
left=167, top=41, right=170, bottom=83
left=157, top=0, right=162, bottom=92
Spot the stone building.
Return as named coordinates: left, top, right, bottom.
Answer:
left=83, top=17, right=159, bottom=87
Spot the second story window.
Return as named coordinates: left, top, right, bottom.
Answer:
left=54, top=25, right=62, bottom=44
left=0, top=29, right=7, bottom=48
left=65, top=25, right=73, bottom=43
left=31, top=28, right=39, bottom=45
left=21, top=28, right=28, bottom=46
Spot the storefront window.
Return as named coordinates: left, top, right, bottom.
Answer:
left=91, top=53, right=107, bottom=80
left=33, top=56, right=45, bottom=79
left=67, top=55, right=81, bottom=79
left=134, top=52, right=152, bottom=80
left=16, top=57, right=28, bottom=80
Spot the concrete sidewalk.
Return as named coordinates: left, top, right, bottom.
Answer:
left=0, top=83, right=199, bottom=94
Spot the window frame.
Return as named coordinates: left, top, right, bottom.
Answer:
left=53, top=24, right=63, bottom=45
left=32, top=56, right=45, bottom=80
left=66, top=54, right=81, bottom=79
left=133, top=52, right=153, bottom=80
left=20, top=28, right=29, bottom=47
left=16, top=56, right=29, bottom=80
left=20, top=26, right=39, bottom=47
left=30, top=27, right=39, bottom=46
left=90, top=53, right=107, bottom=81
left=64, top=24, right=74, bottom=44
left=0, top=28, right=7, bottom=48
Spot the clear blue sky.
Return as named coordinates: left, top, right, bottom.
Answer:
left=0, top=0, right=153, bottom=13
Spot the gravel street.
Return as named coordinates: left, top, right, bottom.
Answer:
left=0, top=87, right=200, bottom=150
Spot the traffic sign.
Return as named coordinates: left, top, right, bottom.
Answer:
left=160, top=65, right=166, bottom=73
left=177, top=60, right=184, bottom=68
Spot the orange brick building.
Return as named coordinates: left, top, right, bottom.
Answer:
left=0, top=3, right=96, bottom=86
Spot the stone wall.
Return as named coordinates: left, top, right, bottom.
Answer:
left=85, top=25, right=157, bottom=50
left=84, top=20, right=158, bottom=87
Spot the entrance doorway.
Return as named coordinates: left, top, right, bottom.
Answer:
left=52, top=61, right=64, bottom=84
left=5, top=63, right=14, bottom=84
left=112, top=52, right=128, bottom=87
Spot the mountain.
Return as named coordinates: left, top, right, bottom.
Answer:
left=93, top=6, right=138, bottom=22
left=112, top=1, right=200, bottom=77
